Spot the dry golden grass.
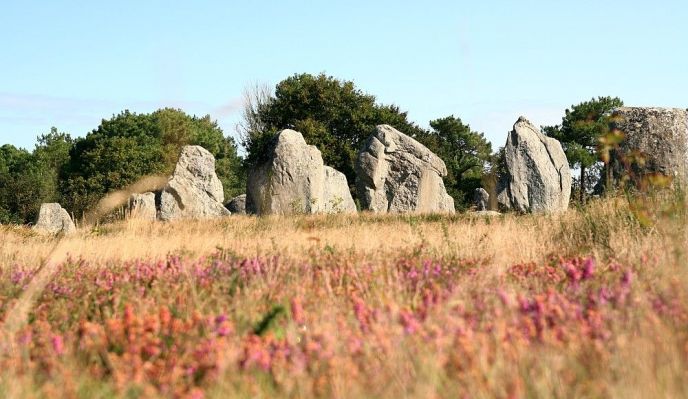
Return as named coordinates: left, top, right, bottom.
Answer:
left=0, top=195, right=686, bottom=398
left=0, top=196, right=673, bottom=271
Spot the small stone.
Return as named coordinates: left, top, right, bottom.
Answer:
left=474, top=188, right=489, bottom=211
left=128, top=192, right=157, bottom=220
left=33, top=203, right=76, bottom=235
left=226, top=194, right=247, bottom=214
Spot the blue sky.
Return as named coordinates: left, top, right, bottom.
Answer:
left=1, top=0, right=686, bottom=151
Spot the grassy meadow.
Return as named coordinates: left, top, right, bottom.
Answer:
left=0, top=195, right=687, bottom=398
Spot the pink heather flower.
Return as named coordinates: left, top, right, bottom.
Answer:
left=352, top=297, right=370, bottom=332
left=406, top=269, right=419, bottom=281
left=10, top=271, right=24, bottom=284
left=52, top=334, right=65, bottom=356
left=582, top=258, right=595, bottom=279
left=187, top=388, right=205, bottom=399
left=564, top=263, right=582, bottom=284
left=19, top=331, right=32, bottom=346
left=422, top=259, right=432, bottom=278
left=497, top=288, right=512, bottom=307
left=621, top=269, right=633, bottom=288
left=434, top=263, right=442, bottom=277
left=399, top=310, right=421, bottom=334
left=290, top=297, right=305, bottom=325
left=518, top=296, right=532, bottom=312
left=216, top=321, right=233, bottom=337
left=598, top=287, right=613, bottom=306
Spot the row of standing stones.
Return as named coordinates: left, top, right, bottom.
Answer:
left=33, top=107, right=688, bottom=234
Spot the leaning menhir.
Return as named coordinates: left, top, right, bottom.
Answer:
left=356, top=125, right=454, bottom=213
left=34, top=203, right=76, bottom=235
left=158, top=145, right=230, bottom=221
left=497, top=116, right=571, bottom=213
left=609, top=107, right=688, bottom=183
left=246, top=129, right=356, bottom=215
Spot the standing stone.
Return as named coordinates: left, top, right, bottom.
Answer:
left=356, top=125, right=454, bottom=213
left=159, top=145, right=230, bottom=221
left=322, top=166, right=357, bottom=213
left=609, top=107, right=688, bottom=183
left=128, top=192, right=157, bottom=220
left=497, top=116, right=571, bottom=213
left=226, top=194, right=247, bottom=214
left=474, top=188, right=489, bottom=211
left=246, top=129, right=356, bottom=215
left=33, top=203, right=76, bottom=235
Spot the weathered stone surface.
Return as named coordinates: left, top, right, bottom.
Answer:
left=246, top=130, right=356, bottom=215
left=226, top=194, right=247, bottom=214
left=322, top=166, right=357, bottom=213
left=497, top=116, right=571, bottom=213
left=159, top=145, right=230, bottom=221
left=356, top=125, right=454, bottom=213
left=128, top=192, right=157, bottom=220
left=33, top=203, right=76, bottom=235
left=474, top=188, right=489, bottom=211
left=609, top=107, right=688, bottom=182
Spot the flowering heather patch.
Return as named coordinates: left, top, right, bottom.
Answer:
left=0, top=198, right=687, bottom=397
left=1, top=245, right=688, bottom=398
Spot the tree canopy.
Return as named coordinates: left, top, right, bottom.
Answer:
left=543, top=96, right=624, bottom=201
left=0, top=128, right=73, bottom=223
left=419, top=116, right=493, bottom=209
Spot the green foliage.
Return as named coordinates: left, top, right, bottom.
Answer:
left=544, top=96, right=624, bottom=200
left=0, top=128, right=73, bottom=224
left=62, top=108, right=244, bottom=217
left=419, top=116, right=493, bottom=209
left=241, top=73, right=425, bottom=190
left=253, top=305, right=286, bottom=336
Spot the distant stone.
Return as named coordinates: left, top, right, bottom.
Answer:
left=159, top=145, right=230, bottom=221
left=355, top=125, right=455, bottom=213
left=497, top=116, right=571, bottom=213
left=246, top=129, right=356, bottom=215
left=33, top=203, right=76, bottom=235
left=226, top=194, right=247, bottom=214
left=609, top=107, right=688, bottom=183
left=474, top=188, right=489, bottom=211
left=128, top=192, right=157, bottom=220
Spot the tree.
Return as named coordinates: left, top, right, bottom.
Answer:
left=63, top=108, right=243, bottom=217
left=33, top=127, right=74, bottom=203
left=0, top=146, right=52, bottom=224
left=239, top=73, right=425, bottom=193
left=419, top=116, right=493, bottom=209
left=543, top=96, right=624, bottom=202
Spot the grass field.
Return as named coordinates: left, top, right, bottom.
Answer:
left=1, top=195, right=687, bottom=398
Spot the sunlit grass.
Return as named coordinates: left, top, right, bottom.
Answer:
left=0, top=195, right=686, bottom=398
